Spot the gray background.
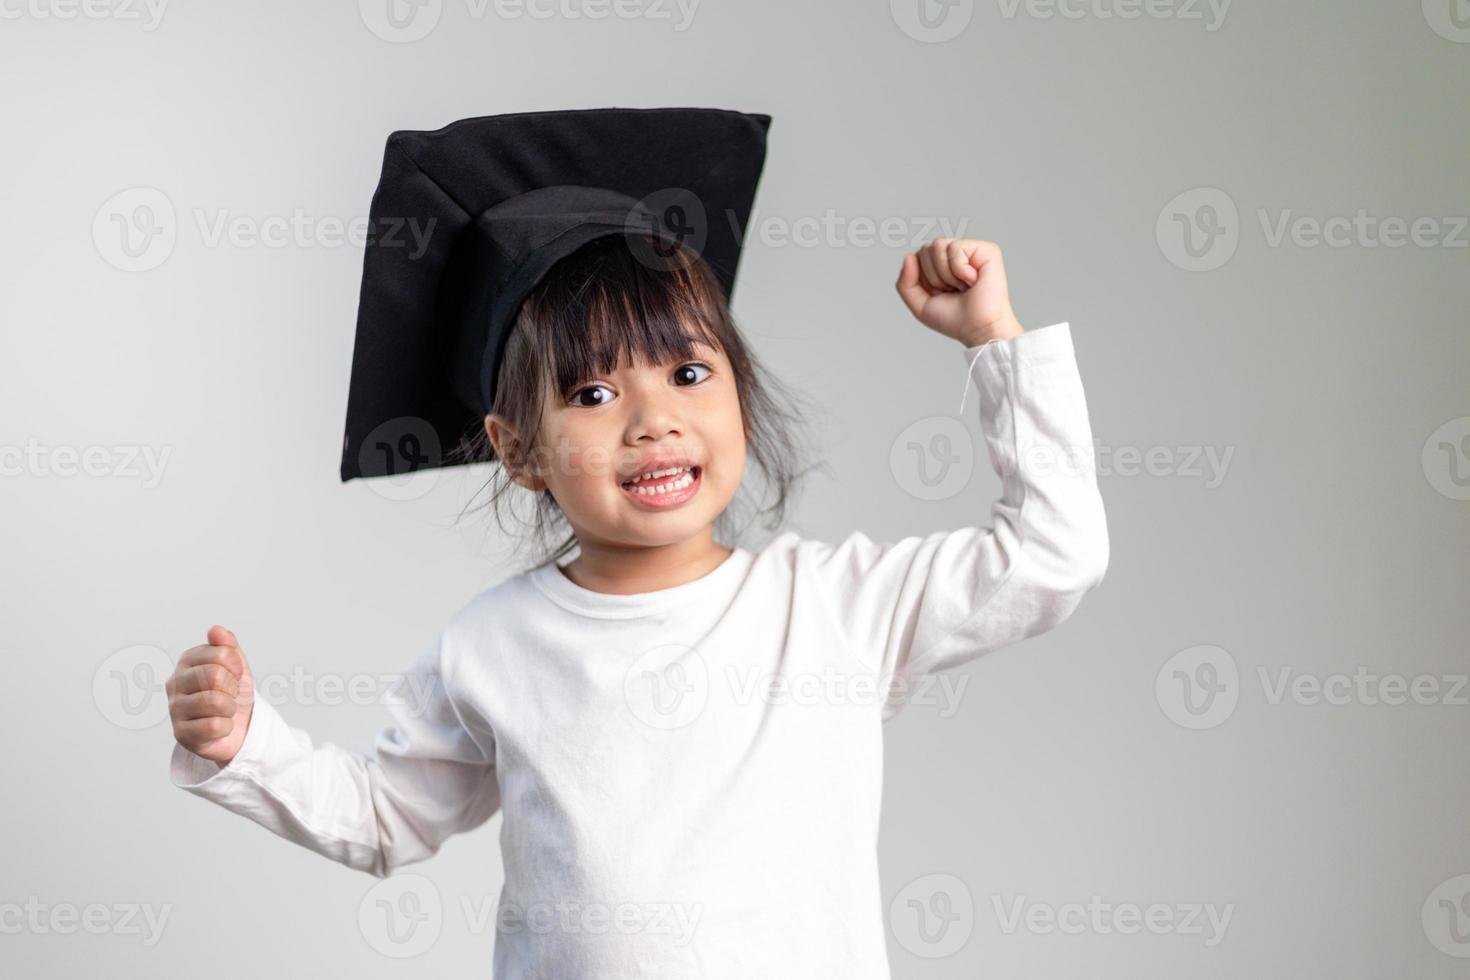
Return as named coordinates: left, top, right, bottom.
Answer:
left=2, top=0, right=1468, bottom=976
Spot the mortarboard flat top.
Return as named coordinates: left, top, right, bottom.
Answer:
left=339, top=106, right=772, bottom=483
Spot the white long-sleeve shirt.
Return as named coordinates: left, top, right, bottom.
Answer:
left=169, top=321, right=1109, bottom=979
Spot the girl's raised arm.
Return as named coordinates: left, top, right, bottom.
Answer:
left=802, top=239, right=1109, bottom=721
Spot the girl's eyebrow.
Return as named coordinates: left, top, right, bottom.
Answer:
left=630, top=340, right=720, bottom=367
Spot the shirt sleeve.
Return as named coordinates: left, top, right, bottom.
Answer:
left=803, top=321, right=1110, bottom=721
left=168, top=631, right=502, bottom=877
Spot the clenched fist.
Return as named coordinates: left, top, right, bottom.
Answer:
left=896, top=238, right=1025, bottom=348
left=166, top=625, right=255, bottom=766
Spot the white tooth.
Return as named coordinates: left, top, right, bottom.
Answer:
left=630, top=470, right=694, bottom=495
left=629, top=465, right=691, bottom=485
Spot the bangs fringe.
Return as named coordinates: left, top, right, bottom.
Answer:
left=526, top=236, right=727, bottom=397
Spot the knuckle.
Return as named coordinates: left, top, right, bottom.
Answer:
left=204, top=690, right=234, bottom=715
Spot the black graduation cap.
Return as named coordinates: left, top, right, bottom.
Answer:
left=338, top=106, right=772, bottom=483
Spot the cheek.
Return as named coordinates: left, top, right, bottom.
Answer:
left=710, top=392, right=748, bottom=456
left=542, top=423, right=620, bottom=491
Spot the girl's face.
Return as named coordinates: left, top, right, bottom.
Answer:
left=498, top=337, right=746, bottom=551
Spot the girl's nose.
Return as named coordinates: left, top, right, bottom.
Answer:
left=624, top=393, right=685, bottom=442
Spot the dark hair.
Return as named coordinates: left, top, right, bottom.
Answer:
left=450, top=233, right=820, bottom=571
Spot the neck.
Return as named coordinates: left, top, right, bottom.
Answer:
left=560, top=529, right=733, bottom=595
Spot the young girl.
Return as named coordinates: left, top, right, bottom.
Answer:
left=166, top=130, right=1108, bottom=977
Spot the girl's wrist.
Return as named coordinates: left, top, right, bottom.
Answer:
left=960, top=313, right=1025, bottom=349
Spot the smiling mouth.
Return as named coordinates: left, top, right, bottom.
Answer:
left=618, top=464, right=704, bottom=509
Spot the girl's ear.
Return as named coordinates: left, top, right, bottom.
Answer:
left=485, top=413, right=546, bottom=492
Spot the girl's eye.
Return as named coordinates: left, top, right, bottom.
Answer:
left=568, top=363, right=710, bottom=406
left=570, top=384, right=614, bottom=408
left=674, top=362, right=712, bottom=386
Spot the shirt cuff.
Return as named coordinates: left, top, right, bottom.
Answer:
left=168, top=694, right=287, bottom=789
left=958, top=322, right=1074, bottom=410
